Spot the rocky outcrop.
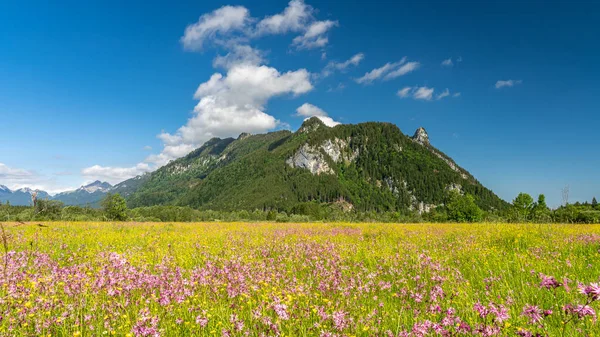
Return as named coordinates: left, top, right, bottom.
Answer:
left=412, top=127, right=429, bottom=145
left=286, top=144, right=333, bottom=175
left=432, top=151, right=469, bottom=180
left=416, top=202, right=436, bottom=214
left=446, top=183, right=463, bottom=194
left=320, top=138, right=358, bottom=164
left=237, top=132, right=251, bottom=140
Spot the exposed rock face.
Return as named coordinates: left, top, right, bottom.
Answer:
left=321, top=139, right=343, bottom=162
left=237, top=132, right=251, bottom=140
left=286, top=144, right=333, bottom=175
left=446, top=183, right=463, bottom=193
left=417, top=202, right=436, bottom=214
left=320, top=138, right=358, bottom=163
left=412, top=127, right=429, bottom=145
left=431, top=151, right=469, bottom=180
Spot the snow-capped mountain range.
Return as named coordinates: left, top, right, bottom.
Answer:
left=0, top=180, right=113, bottom=206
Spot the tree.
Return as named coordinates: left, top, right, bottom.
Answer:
left=512, top=193, right=534, bottom=222
left=102, top=193, right=128, bottom=221
left=592, top=197, right=598, bottom=209
left=446, top=192, right=483, bottom=223
left=34, top=199, right=64, bottom=220
left=532, top=194, right=550, bottom=222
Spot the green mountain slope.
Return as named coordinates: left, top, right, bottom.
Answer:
left=126, top=118, right=507, bottom=213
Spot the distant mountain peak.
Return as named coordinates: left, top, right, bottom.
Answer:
left=412, top=127, right=429, bottom=145
left=79, top=180, right=112, bottom=193
left=0, top=185, right=10, bottom=192
left=17, top=187, right=34, bottom=193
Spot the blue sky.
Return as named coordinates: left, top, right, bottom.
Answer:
left=1, top=0, right=598, bottom=206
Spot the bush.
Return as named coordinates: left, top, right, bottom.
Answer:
left=446, top=193, right=483, bottom=223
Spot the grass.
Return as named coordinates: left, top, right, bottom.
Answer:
left=0, top=222, right=599, bottom=336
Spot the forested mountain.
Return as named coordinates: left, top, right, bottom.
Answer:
left=125, top=118, right=507, bottom=213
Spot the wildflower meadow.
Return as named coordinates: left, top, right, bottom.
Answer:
left=0, top=222, right=599, bottom=337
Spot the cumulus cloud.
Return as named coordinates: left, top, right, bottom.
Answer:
left=81, top=163, right=153, bottom=185
left=151, top=64, right=313, bottom=165
left=296, top=103, right=340, bottom=127
left=181, top=6, right=251, bottom=51
left=292, top=20, right=338, bottom=49
left=322, top=53, right=364, bottom=77
left=212, top=44, right=266, bottom=69
left=495, top=79, right=522, bottom=89
left=398, top=87, right=459, bottom=101
left=296, top=102, right=327, bottom=117
left=182, top=0, right=338, bottom=59
left=356, top=57, right=419, bottom=84
left=256, top=0, right=312, bottom=35
left=83, top=2, right=334, bottom=184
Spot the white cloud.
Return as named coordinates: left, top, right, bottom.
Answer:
left=310, top=116, right=340, bottom=127
left=0, top=163, right=34, bottom=182
left=356, top=59, right=404, bottom=84
left=383, top=61, right=420, bottom=80
left=441, top=58, right=453, bottom=67
left=296, top=103, right=340, bottom=127
left=436, top=88, right=450, bottom=100
left=81, top=163, right=153, bottom=185
left=0, top=163, right=73, bottom=194
left=143, top=145, right=152, bottom=151
left=397, top=87, right=412, bottom=98
left=296, top=102, right=327, bottom=117
left=292, top=20, right=338, bottom=49
left=413, top=87, right=435, bottom=101
left=399, top=87, right=460, bottom=101
left=181, top=6, right=251, bottom=51
left=256, top=0, right=312, bottom=35
left=322, top=53, right=364, bottom=77
left=356, top=57, right=420, bottom=84
left=255, top=0, right=337, bottom=49
left=149, top=64, right=313, bottom=165
left=84, top=2, right=336, bottom=183
left=213, top=44, right=266, bottom=69
left=495, top=79, right=522, bottom=89
left=182, top=1, right=338, bottom=56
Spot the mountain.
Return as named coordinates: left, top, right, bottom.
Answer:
left=126, top=118, right=507, bottom=213
left=53, top=180, right=113, bottom=206
left=0, top=187, right=51, bottom=206
left=111, top=174, right=150, bottom=198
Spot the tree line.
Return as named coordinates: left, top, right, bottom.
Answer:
left=0, top=192, right=598, bottom=223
